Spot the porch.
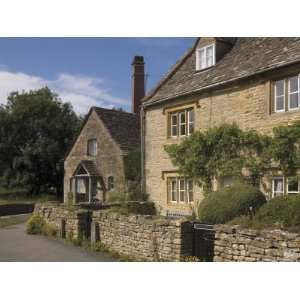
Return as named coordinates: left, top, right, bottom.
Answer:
left=70, top=160, right=105, bottom=204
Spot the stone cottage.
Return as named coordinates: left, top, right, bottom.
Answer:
left=64, top=56, right=145, bottom=204
left=141, top=37, right=300, bottom=216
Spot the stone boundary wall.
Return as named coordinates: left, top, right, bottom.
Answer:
left=214, top=225, right=300, bottom=262
left=91, top=211, right=193, bottom=261
left=34, top=203, right=91, bottom=239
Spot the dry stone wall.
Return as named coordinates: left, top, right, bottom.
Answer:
left=91, top=211, right=193, bottom=261
left=214, top=225, right=300, bottom=262
left=34, top=203, right=91, bottom=239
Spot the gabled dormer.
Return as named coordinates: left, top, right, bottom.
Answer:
left=195, top=37, right=236, bottom=71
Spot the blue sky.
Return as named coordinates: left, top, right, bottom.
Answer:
left=0, top=38, right=195, bottom=114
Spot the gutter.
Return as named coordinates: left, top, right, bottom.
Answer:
left=142, top=59, right=300, bottom=109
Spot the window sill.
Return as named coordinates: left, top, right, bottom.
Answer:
left=270, top=108, right=300, bottom=118
left=194, top=65, right=215, bottom=74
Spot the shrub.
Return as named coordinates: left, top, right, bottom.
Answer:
left=26, top=215, right=46, bottom=234
left=181, top=256, right=201, bottom=262
left=42, top=223, right=57, bottom=237
left=26, top=214, right=57, bottom=236
left=253, top=195, right=300, bottom=229
left=109, top=201, right=156, bottom=216
left=198, top=183, right=266, bottom=224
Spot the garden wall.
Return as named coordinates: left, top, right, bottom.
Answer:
left=91, top=211, right=193, bottom=261
left=34, top=203, right=91, bottom=239
left=214, top=225, right=300, bottom=262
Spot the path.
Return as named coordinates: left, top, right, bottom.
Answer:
left=0, top=221, right=116, bottom=262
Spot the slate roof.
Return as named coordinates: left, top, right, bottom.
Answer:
left=93, top=107, right=140, bottom=152
left=144, top=37, right=300, bottom=105
left=80, top=160, right=100, bottom=176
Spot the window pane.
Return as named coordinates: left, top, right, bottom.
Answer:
left=88, top=139, right=97, bottom=156
left=273, top=178, right=283, bottom=197
left=199, top=49, right=205, bottom=69
left=188, top=109, right=194, bottom=135
left=77, top=178, right=86, bottom=194
left=171, top=114, right=177, bottom=126
left=179, top=112, right=186, bottom=136
left=276, top=96, right=285, bottom=111
left=206, top=46, right=214, bottom=67
left=170, top=179, right=177, bottom=202
left=275, top=80, right=284, bottom=96
left=187, top=179, right=193, bottom=202
left=171, top=114, right=178, bottom=136
left=288, top=177, right=299, bottom=193
left=290, top=93, right=299, bottom=109
left=179, top=179, right=185, bottom=202
left=289, top=76, right=298, bottom=93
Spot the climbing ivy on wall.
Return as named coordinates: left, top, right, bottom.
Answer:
left=124, top=150, right=141, bottom=182
left=270, top=121, right=300, bottom=177
left=164, top=123, right=272, bottom=192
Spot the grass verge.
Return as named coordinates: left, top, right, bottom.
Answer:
left=0, top=214, right=31, bottom=228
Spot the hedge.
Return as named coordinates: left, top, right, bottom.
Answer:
left=198, top=183, right=266, bottom=224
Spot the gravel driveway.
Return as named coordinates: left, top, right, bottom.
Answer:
left=0, top=220, right=116, bottom=262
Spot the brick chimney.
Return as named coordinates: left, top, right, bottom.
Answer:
left=131, top=56, right=145, bottom=114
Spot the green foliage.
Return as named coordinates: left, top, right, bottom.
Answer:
left=181, top=256, right=201, bottom=262
left=26, top=214, right=57, bottom=236
left=165, top=123, right=271, bottom=191
left=198, top=183, right=266, bottom=224
left=0, top=87, right=81, bottom=196
left=26, top=215, right=46, bottom=235
left=270, top=121, right=300, bottom=176
left=109, top=201, right=156, bottom=216
left=124, top=150, right=141, bottom=182
left=107, top=182, right=148, bottom=203
left=91, top=241, right=109, bottom=253
left=253, top=195, right=300, bottom=229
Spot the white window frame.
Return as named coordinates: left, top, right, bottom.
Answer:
left=196, top=44, right=216, bottom=71
left=271, top=177, right=284, bottom=198
left=87, top=139, right=97, bottom=156
left=169, top=108, right=194, bottom=138
left=187, top=109, right=194, bottom=136
left=169, top=178, right=177, bottom=203
left=274, top=80, right=285, bottom=113
left=186, top=179, right=194, bottom=203
left=288, top=76, right=300, bottom=111
left=178, top=178, right=186, bottom=202
left=178, top=111, right=186, bottom=136
left=170, top=113, right=178, bottom=138
left=287, top=177, right=300, bottom=194
left=168, top=177, right=194, bottom=204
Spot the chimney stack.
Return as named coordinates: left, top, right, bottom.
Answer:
left=131, top=56, right=145, bottom=114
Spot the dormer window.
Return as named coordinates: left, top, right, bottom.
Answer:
left=87, top=139, right=97, bottom=156
left=196, top=44, right=215, bottom=71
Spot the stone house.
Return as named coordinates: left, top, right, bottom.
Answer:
left=141, top=37, right=300, bottom=216
left=64, top=56, right=145, bottom=204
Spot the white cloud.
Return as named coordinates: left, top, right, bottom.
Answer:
left=0, top=70, right=129, bottom=114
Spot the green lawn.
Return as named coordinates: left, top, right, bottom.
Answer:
left=0, top=214, right=31, bottom=228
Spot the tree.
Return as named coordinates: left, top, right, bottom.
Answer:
left=0, top=87, right=81, bottom=196
left=164, top=123, right=271, bottom=192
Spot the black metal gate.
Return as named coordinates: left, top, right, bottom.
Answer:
left=192, top=223, right=215, bottom=262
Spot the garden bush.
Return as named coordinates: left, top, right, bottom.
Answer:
left=26, top=214, right=57, bottom=236
left=252, top=195, right=300, bottom=229
left=26, top=215, right=46, bottom=234
left=198, top=183, right=266, bottom=224
left=109, top=201, right=156, bottom=216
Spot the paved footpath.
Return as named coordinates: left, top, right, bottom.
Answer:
left=0, top=222, right=116, bottom=262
